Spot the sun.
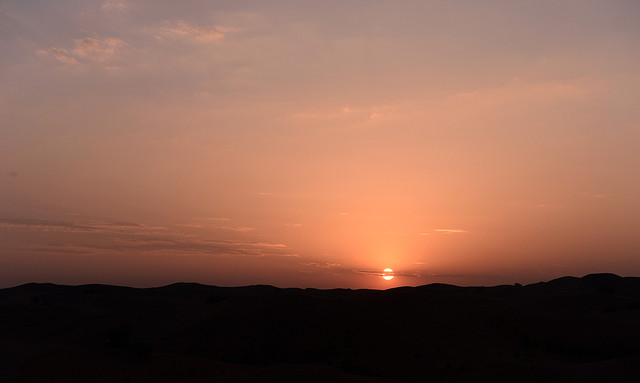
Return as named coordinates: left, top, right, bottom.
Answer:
left=382, top=268, right=394, bottom=280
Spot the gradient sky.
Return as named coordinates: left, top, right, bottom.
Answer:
left=2, top=0, right=639, bottom=288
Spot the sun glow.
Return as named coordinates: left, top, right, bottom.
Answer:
left=382, top=268, right=394, bottom=281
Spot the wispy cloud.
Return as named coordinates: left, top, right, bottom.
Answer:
left=154, top=21, right=227, bottom=43
left=38, top=37, right=125, bottom=66
left=369, top=112, right=382, bottom=121
left=175, top=224, right=205, bottom=229
left=0, top=217, right=297, bottom=258
left=192, top=217, right=231, bottom=222
left=303, top=262, right=343, bottom=269
left=419, top=229, right=468, bottom=235
left=38, top=47, right=78, bottom=65
left=290, top=104, right=395, bottom=126
left=0, top=218, right=103, bottom=233
left=217, top=226, right=256, bottom=232
left=100, top=1, right=129, bottom=12
left=577, top=192, right=606, bottom=199
left=353, top=269, right=422, bottom=278
left=434, top=229, right=468, bottom=234
left=72, top=38, right=124, bottom=62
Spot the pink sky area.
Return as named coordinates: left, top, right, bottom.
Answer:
left=2, top=0, right=640, bottom=288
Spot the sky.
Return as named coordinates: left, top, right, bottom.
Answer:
left=1, top=0, right=639, bottom=289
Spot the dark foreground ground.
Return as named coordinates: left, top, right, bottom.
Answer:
left=1, top=273, right=640, bottom=382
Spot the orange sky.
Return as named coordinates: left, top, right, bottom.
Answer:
left=1, top=0, right=640, bottom=288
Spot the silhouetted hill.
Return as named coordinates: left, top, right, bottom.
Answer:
left=2, top=274, right=640, bottom=382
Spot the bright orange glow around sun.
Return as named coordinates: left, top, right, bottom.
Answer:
left=382, top=268, right=394, bottom=281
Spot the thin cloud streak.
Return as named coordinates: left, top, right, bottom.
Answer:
left=419, top=229, right=468, bottom=236
left=217, top=226, right=256, bottom=232
left=0, top=217, right=297, bottom=258
left=101, top=1, right=129, bottom=12
left=353, top=269, right=422, bottom=278
left=153, top=21, right=227, bottom=43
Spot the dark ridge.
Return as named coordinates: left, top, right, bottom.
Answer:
left=385, top=285, right=414, bottom=293
left=151, top=282, right=218, bottom=293
left=527, top=276, right=582, bottom=291
left=414, top=282, right=460, bottom=290
left=580, top=273, right=622, bottom=290
left=6, top=274, right=636, bottom=294
left=157, top=281, right=210, bottom=288
left=2, top=274, right=640, bottom=382
left=544, top=275, right=581, bottom=285
left=523, top=274, right=640, bottom=297
left=3, top=282, right=61, bottom=291
left=75, top=284, right=137, bottom=293
left=238, top=284, right=283, bottom=291
left=584, top=272, right=622, bottom=279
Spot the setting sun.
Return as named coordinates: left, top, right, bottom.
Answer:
left=382, top=268, right=394, bottom=281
